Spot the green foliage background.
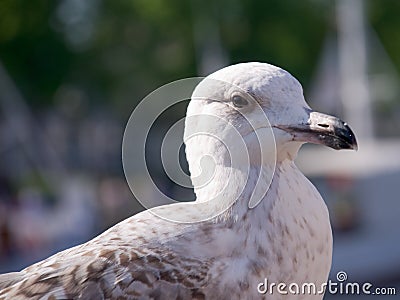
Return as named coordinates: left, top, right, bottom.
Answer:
left=0, top=0, right=399, bottom=115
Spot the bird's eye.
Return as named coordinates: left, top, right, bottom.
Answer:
left=231, top=95, right=249, bottom=108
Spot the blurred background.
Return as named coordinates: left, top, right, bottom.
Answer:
left=0, top=0, right=399, bottom=298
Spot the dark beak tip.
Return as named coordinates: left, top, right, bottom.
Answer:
left=351, top=138, right=358, bottom=151
left=349, top=143, right=358, bottom=151
left=333, top=140, right=358, bottom=151
left=346, top=141, right=358, bottom=151
left=316, top=118, right=358, bottom=151
left=343, top=124, right=358, bottom=151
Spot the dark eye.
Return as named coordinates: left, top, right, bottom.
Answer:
left=232, top=95, right=249, bottom=108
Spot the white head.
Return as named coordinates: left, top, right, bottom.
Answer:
left=184, top=62, right=357, bottom=204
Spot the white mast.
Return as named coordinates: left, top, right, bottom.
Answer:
left=337, top=0, right=374, bottom=140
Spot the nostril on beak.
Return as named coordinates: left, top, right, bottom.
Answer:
left=317, top=123, right=329, bottom=128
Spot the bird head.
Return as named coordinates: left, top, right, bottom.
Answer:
left=185, top=62, right=357, bottom=175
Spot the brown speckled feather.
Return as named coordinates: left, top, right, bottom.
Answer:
left=0, top=242, right=213, bottom=299
left=0, top=213, right=216, bottom=300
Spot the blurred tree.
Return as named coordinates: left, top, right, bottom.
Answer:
left=219, top=0, right=329, bottom=86
left=369, top=0, right=400, bottom=71
left=0, top=0, right=399, bottom=117
left=0, top=0, right=72, bottom=106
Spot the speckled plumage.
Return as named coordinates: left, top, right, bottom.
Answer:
left=0, top=62, right=356, bottom=300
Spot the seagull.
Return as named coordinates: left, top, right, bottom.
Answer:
left=0, top=62, right=357, bottom=299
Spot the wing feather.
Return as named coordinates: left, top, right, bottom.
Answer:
left=0, top=244, right=213, bottom=299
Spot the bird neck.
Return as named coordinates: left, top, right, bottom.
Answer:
left=193, top=161, right=278, bottom=222
left=185, top=132, right=288, bottom=222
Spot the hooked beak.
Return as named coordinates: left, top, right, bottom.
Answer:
left=275, top=111, right=358, bottom=150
